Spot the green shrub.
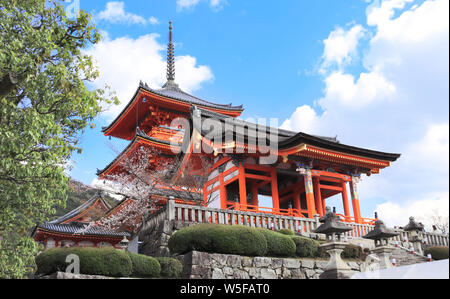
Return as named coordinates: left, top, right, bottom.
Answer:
left=291, top=236, right=320, bottom=258
left=155, top=257, right=183, bottom=278
left=256, top=228, right=296, bottom=257
left=127, top=252, right=160, bottom=278
left=277, top=229, right=295, bottom=236
left=35, top=247, right=132, bottom=277
left=342, top=244, right=363, bottom=259
left=317, top=243, right=363, bottom=260
left=168, top=224, right=267, bottom=256
left=425, top=246, right=449, bottom=260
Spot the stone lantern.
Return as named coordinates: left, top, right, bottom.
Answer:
left=403, top=217, right=425, bottom=255
left=313, top=207, right=354, bottom=279
left=119, top=236, right=129, bottom=251
left=363, top=219, right=399, bottom=269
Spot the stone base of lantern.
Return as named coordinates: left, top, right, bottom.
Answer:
left=319, top=241, right=354, bottom=279
left=371, top=245, right=395, bottom=269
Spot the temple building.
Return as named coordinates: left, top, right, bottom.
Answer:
left=32, top=193, right=131, bottom=249
left=33, top=22, right=400, bottom=249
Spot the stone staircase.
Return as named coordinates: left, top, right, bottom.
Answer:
left=389, top=246, right=429, bottom=267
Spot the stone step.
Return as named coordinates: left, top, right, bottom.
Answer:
left=389, top=248, right=429, bottom=267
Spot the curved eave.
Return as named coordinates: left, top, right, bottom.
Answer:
left=33, top=227, right=129, bottom=240
left=51, top=195, right=111, bottom=225
left=97, top=133, right=181, bottom=179
left=102, top=86, right=244, bottom=140
left=279, top=132, right=401, bottom=162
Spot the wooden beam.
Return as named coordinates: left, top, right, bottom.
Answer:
left=244, top=173, right=272, bottom=181
left=319, top=184, right=343, bottom=192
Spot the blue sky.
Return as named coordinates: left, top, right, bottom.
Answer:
left=66, top=0, right=449, bottom=228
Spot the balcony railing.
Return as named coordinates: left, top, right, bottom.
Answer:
left=141, top=200, right=449, bottom=247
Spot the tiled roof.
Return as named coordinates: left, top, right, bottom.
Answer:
left=38, top=222, right=130, bottom=238
left=191, top=106, right=401, bottom=162
left=49, top=193, right=112, bottom=225
left=192, top=106, right=341, bottom=144
left=140, top=81, right=244, bottom=111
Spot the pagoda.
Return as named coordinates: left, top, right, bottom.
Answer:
left=97, top=22, right=401, bottom=227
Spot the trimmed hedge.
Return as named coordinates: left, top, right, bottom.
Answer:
left=35, top=247, right=132, bottom=277
left=425, top=246, right=449, bottom=260
left=155, top=257, right=183, bottom=278
left=168, top=224, right=267, bottom=256
left=127, top=252, right=160, bottom=278
left=256, top=228, right=296, bottom=257
left=277, top=229, right=295, bottom=236
left=291, top=236, right=320, bottom=258
left=317, top=243, right=363, bottom=259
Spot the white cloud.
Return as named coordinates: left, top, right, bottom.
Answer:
left=177, top=0, right=227, bottom=11
left=85, top=34, right=214, bottom=121
left=283, top=0, right=449, bottom=222
left=280, top=105, right=320, bottom=134
left=148, top=16, right=160, bottom=25
left=376, top=191, right=449, bottom=228
left=318, top=71, right=396, bottom=109
left=321, top=25, right=366, bottom=71
left=97, top=1, right=154, bottom=25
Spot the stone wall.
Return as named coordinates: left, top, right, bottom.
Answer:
left=139, top=220, right=194, bottom=257
left=180, top=251, right=363, bottom=279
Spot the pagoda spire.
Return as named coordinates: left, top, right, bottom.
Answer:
left=163, top=21, right=179, bottom=90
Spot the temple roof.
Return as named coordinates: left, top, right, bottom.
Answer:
left=190, top=106, right=401, bottom=162
left=97, top=127, right=181, bottom=178
left=101, top=82, right=244, bottom=140
left=49, top=193, right=112, bottom=225
left=141, top=81, right=244, bottom=112
left=34, top=222, right=130, bottom=238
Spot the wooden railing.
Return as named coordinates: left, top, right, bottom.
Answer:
left=171, top=202, right=319, bottom=232
left=389, top=229, right=449, bottom=247
left=142, top=200, right=449, bottom=246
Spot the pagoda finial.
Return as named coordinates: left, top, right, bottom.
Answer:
left=163, top=21, right=179, bottom=90
left=166, top=21, right=175, bottom=82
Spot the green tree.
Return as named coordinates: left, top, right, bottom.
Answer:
left=0, top=0, right=117, bottom=278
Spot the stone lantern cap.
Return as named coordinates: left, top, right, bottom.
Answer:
left=403, top=217, right=425, bottom=232
left=363, top=220, right=399, bottom=240
left=314, top=207, right=352, bottom=235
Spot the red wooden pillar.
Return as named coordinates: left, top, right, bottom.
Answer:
left=350, top=176, right=362, bottom=224
left=341, top=181, right=351, bottom=221
left=304, top=168, right=316, bottom=218
left=238, top=162, right=247, bottom=210
left=219, top=172, right=227, bottom=209
left=313, top=177, right=323, bottom=217
left=270, top=167, right=280, bottom=212
left=251, top=181, right=259, bottom=208
left=293, top=188, right=301, bottom=211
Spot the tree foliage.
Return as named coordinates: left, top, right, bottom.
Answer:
left=0, top=0, right=117, bottom=278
